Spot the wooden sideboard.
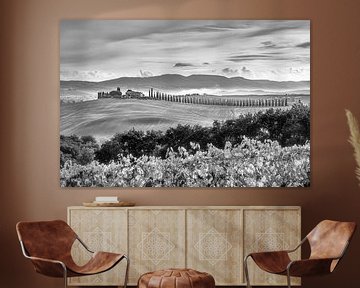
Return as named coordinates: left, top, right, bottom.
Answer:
left=67, top=206, right=301, bottom=286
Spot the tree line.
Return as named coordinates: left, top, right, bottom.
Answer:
left=148, top=89, right=289, bottom=107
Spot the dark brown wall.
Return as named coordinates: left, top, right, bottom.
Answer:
left=1, top=0, right=360, bottom=287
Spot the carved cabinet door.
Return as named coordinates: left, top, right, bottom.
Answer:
left=186, top=209, right=243, bottom=285
left=243, top=209, right=301, bottom=286
left=128, top=209, right=186, bottom=284
left=68, top=208, right=128, bottom=286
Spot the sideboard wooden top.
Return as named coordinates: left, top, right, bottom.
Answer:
left=68, top=205, right=301, bottom=210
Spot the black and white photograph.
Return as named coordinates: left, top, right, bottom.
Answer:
left=60, top=20, right=310, bottom=187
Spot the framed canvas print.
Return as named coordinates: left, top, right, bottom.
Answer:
left=60, top=20, right=310, bottom=187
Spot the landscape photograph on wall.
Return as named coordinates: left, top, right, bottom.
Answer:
left=60, top=20, right=310, bottom=188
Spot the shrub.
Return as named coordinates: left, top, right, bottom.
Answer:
left=60, top=137, right=310, bottom=187
left=60, top=135, right=99, bottom=167
left=92, top=103, right=310, bottom=163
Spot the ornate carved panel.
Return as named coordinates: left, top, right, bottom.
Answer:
left=68, top=208, right=127, bottom=285
left=187, top=209, right=243, bottom=285
left=243, top=209, right=301, bottom=286
left=128, top=209, right=186, bottom=284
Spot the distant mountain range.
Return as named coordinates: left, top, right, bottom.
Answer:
left=60, top=74, right=310, bottom=102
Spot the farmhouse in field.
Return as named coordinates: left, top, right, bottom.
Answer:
left=98, top=87, right=122, bottom=99
left=125, top=89, right=145, bottom=98
left=97, top=87, right=145, bottom=99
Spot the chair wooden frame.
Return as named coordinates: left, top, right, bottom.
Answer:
left=243, top=220, right=356, bottom=288
left=16, top=220, right=129, bottom=288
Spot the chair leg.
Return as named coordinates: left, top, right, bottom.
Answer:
left=62, top=264, right=68, bottom=288
left=244, top=255, right=252, bottom=288
left=286, top=269, right=291, bottom=288
left=123, top=255, right=130, bottom=288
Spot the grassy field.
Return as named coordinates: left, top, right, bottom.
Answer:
left=60, top=98, right=291, bottom=141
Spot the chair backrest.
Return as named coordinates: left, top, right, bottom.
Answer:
left=307, top=220, right=356, bottom=261
left=16, top=220, right=77, bottom=261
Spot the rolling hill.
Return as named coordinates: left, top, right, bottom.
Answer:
left=60, top=74, right=310, bottom=102
left=60, top=98, right=285, bottom=141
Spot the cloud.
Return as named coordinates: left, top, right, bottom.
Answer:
left=174, top=62, right=194, bottom=67
left=296, top=42, right=310, bottom=48
left=222, top=67, right=238, bottom=75
left=241, top=66, right=251, bottom=73
left=140, top=70, right=153, bottom=77
left=247, top=26, right=296, bottom=37
left=60, top=70, right=116, bottom=81
left=260, top=41, right=293, bottom=50
left=261, top=41, right=277, bottom=48
left=290, top=67, right=304, bottom=74
left=88, top=71, right=99, bottom=77
left=61, top=70, right=79, bottom=78
left=61, top=20, right=310, bottom=81
left=227, top=55, right=271, bottom=62
left=228, top=54, right=295, bottom=63
left=246, top=21, right=308, bottom=38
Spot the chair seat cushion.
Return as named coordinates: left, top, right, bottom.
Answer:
left=138, top=268, right=215, bottom=288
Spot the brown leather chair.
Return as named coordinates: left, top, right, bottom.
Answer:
left=16, top=220, right=129, bottom=288
left=244, top=220, right=356, bottom=288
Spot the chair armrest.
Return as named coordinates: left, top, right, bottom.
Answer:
left=25, top=255, right=67, bottom=278
left=26, top=255, right=65, bottom=265
left=19, top=240, right=67, bottom=277
left=76, top=235, right=94, bottom=253
left=287, top=258, right=336, bottom=277
left=247, top=250, right=290, bottom=258
left=285, top=237, right=307, bottom=253
left=245, top=236, right=306, bottom=259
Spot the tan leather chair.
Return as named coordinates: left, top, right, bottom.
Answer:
left=16, top=220, right=129, bottom=288
left=244, top=220, right=356, bottom=288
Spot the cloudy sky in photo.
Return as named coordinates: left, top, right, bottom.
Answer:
left=61, top=20, right=310, bottom=82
